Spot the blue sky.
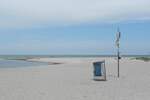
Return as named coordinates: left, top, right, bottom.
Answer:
left=0, top=0, right=150, bottom=55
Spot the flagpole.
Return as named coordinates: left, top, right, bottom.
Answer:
left=116, top=28, right=121, bottom=78
left=117, top=46, right=120, bottom=78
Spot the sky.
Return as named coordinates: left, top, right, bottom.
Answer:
left=0, top=0, right=150, bottom=55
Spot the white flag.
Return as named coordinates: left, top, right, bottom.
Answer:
left=116, top=31, right=121, bottom=48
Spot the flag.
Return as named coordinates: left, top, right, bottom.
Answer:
left=116, top=30, right=121, bottom=48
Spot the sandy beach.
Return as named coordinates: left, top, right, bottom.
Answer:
left=0, top=57, right=150, bottom=100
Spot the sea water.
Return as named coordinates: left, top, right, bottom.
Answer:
left=0, top=59, right=48, bottom=68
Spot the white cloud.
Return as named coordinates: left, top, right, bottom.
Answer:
left=0, top=0, right=150, bottom=28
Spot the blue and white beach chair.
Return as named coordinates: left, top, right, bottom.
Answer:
left=93, top=61, right=106, bottom=81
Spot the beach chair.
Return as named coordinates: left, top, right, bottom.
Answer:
left=93, top=61, right=106, bottom=81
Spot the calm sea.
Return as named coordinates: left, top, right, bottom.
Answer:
left=0, top=55, right=50, bottom=68
left=0, top=60, right=48, bottom=68
left=0, top=55, right=150, bottom=59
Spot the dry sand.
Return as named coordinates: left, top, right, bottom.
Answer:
left=0, top=57, right=150, bottom=100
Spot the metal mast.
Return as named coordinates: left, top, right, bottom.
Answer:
left=116, top=28, right=121, bottom=78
